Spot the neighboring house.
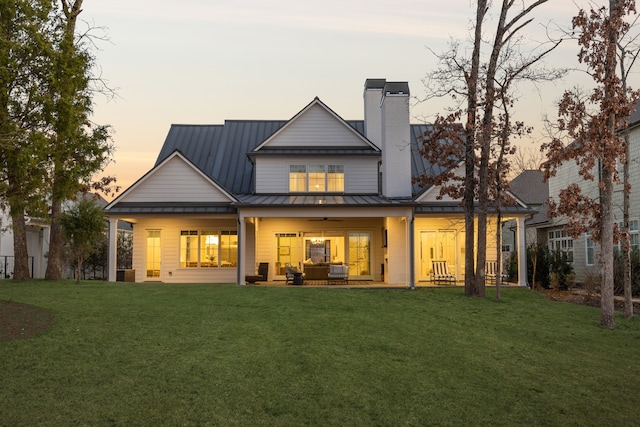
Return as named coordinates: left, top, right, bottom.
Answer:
left=61, top=193, right=133, bottom=280
left=506, top=169, right=550, bottom=250
left=0, top=209, right=49, bottom=279
left=538, top=100, right=640, bottom=284
left=0, top=193, right=132, bottom=280
left=104, top=79, right=533, bottom=286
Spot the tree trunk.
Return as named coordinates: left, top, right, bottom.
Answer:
left=598, top=0, right=621, bottom=329
left=622, top=131, right=633, bottom=318
left=76, top=255, right=82, bottom=284
left=600, top=166, right=616, bottom=329
left=45, top=198, right=63, bottom=280
left=463, top=0, right=487, bottom=296
left=10, top=209, right=30, bottom=280
left=620, top=48, right=633, bottom=318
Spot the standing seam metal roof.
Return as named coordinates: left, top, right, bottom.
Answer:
left=155, top=120, right=441, bottom=198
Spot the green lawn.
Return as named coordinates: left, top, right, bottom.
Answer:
left=1, top=281, right=639, bottom=426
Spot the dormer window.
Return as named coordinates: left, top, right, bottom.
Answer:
left=289, top=164, right=344, bottom=193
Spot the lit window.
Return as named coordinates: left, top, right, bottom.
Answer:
left=328, top=165, right=344, bottom=192
left=288, top=164, right=344, bottom=193
left=200, top=231, right=218, bottom=267
left=308, top=165, right=326, bottom=192
left=220, top=231, right=238, bottom=268
left=180, top=230, right=198, bottom=268
left=289, top=165, right=306, bottom=192
left=180, top=230, right=237, bottom=268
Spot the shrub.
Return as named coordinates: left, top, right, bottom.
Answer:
left=506, top=251, right=518, bottom=282
left=613, top=248, right=640, bottom=297
left=548, top=249, right=574, bottom=291
left=527, top=243, right=550, bottom=289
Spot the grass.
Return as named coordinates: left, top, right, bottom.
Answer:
left=1, top=281, right=639, bottom=426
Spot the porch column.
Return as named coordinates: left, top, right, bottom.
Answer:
left=107, top=217, right=117, bottom=282
left=408, top=210, right=416, bottom=289
left=237, top=214, right=246, bottom=285
left=516, top=216, right=528, bottom=287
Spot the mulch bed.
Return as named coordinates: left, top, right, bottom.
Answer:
left=0, top=301, right=54, bottom=341
left=540, top=289, right=640, bottom=314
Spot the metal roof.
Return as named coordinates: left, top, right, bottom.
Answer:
left=106, top=202, right=236, bottom=214
left=415, top=204, right=535, bottom=215
left=154, top=119, right=443, bottom=198
left=234, top=194, right=413, bottom=207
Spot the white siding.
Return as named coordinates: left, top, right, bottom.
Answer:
left=132, top=217, right=237, bottom=284
left=121, top=156, right=232, bottom=203
left=417, top=163, right=465, bottom=203
left=255, top=156, right=379, bottom=194
left=264, top=104, right=371, bottom=148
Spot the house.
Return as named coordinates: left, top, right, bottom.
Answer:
left=0, top=209, right=49, bottom=279
left=537, top=100, right=640, bottom=284
left=0, top=193, right=132, bottom=280
left=104, top=79, right=532, bottom=287
left=505, top=170, right=550, bottom=250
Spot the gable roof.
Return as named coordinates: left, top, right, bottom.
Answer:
left=509, top=169, right=550, bottom=226
left=509, top=170, right=548, bottom=206
left=253, top=97, right=379, bottom=151
left=106, top=151, right=236, bottom=211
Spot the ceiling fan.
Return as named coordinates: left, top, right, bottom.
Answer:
left=308, top=217, right=342, bottom=222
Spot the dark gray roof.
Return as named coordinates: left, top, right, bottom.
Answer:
left=364, top=78, right=386, bottom=90
left=234, top=194, right=413, bottom=207
left=384, top=81, right=409, bottom=95
left=156, top=121, right=287, bottom=195
left=509, top=170, right=548, bottom=205
left=155, top=120, right=442, bottom=198
left=106, top=202, right=236, bottom=214
left=415, top=204, right=534, bottom=215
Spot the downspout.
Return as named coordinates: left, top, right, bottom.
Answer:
left=377, top=161, right=382, bottom=196
left=409, top=207, right=416, bottom=289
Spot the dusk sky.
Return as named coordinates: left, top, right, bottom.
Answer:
left=82, top=1, right=599, bottom=197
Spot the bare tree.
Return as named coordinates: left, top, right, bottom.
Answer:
left=511, top=144, right=545, bottom=176
left=542, top=0, right=639, bottom=329
left=417, top=0, right=562, bottom=297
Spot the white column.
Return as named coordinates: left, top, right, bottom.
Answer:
left=107, top=217, right=118, bottom=282
left=516, top=216, right=528, bottom=287
left=407, top=212, right=416, bottom=289
left=237, top=215, right=246, bottom=285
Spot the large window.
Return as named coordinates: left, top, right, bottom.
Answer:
left=349, top=232, right=370, bottom=276
left=289, top=164, right=344, bottom=193
left=180, top=230, right=237, bottom=268
left=146, top=230, right=161, bottom=278
left=548, top=229, right=573, bottom=262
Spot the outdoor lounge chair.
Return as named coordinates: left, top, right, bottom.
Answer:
left=327, top=264, right=348, bottom=284
left=486, top=260, right=498, bottom=284
left=431, top=260, right=456, bottom=285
